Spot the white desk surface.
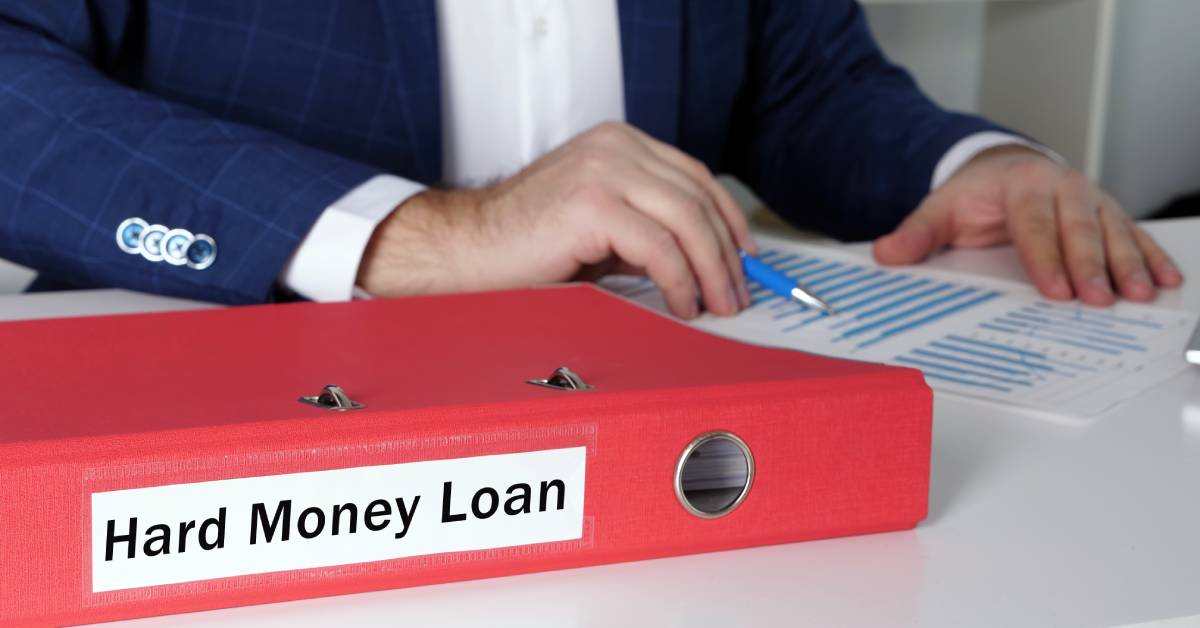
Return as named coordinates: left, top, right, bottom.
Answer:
left=4, top=220, right=1197, bottom=628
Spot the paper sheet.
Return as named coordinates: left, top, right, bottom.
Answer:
left=601, top=234, right=1198, bottom=420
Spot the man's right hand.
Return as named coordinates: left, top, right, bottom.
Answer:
left=357, top=122, right=755, bottom=319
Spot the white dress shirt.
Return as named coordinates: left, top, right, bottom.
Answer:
left=280, top=0, right=1043, bottom=302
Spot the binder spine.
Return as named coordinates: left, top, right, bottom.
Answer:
left=1, top=463, right=82, bottom=626
left=1, top=375, right=930, bottom=626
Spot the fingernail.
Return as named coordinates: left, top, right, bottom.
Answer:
left=1048, top=271, right=1072, bottom=299
left=727, top=287, right=740, bottom=313
left=687, top=299, right=700, bottom=319
left=1163, top=260, right=1184, bottom=284
left=1130, top=269, right=1152, bottom=288
left=1089, top=275, right=1114, bottom=297
left=738, top=282, right=752, bottom=308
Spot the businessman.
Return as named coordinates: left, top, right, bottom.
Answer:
left=0, top=1, right=1182, bottom=319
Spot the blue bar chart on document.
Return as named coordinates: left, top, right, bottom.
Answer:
left=601, top=234, right=1198, bottom=420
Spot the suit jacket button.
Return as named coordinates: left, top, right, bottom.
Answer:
left=139, top=224, right=169, bottom=262
left=161, top=228, right=195, bottom=266
left=115, top=218, right=148, bottom=254
left=186, top=234, right=217, bottom=270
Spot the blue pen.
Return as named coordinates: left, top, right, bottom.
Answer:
left=740, top=251, right=837, bottom=314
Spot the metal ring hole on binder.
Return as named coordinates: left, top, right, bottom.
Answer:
left=674, top=431, right=754, bottom=519
left=298, top=385, right=366, bottom=411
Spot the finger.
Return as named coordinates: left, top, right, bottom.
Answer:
left=872, top=195, right=955, bottom=265
left=595, top=200, right=700, bottom=319
left=1053, top=172, right=1114, bottom=305
left=623, top=125, right=758, bottom=256
left=586, top=123, right=750, bottom=307
left=1006, top=176, right=1073, bottom=301
left=1097, top=202, right=1155, bottom=302
left=618, top=128, right=752, bottom=306
left=619, top=166, right=741, bottom=316
left=637, top=157, right=751, bottom=308
left=1128, top=219, right=1184, bottom=287
left=709, top=179, right=757, bottom=255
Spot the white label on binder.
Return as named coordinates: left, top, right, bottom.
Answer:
left=90, top=446, right=587, bottom=592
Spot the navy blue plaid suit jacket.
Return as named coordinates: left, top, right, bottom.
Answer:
left=0, top=0, right=1001, bottom=304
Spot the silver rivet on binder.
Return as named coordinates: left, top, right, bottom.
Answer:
left=527, top=366, right=595, bottom=391
left=298, top=385, right=366, bottom=411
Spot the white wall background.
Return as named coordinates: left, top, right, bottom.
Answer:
left=864, top=0, right=1200, bottom=218
left=1102, top=0, right=1200, bottom=215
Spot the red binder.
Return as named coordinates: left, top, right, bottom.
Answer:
left=0, top=284, right=930, bottom=626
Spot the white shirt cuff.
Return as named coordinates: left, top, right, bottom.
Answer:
left=280, top=174, right=426, bottom=301
left=931, top=131, right=1066, bottom=190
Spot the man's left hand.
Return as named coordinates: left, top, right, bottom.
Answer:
left=872, top=146, right=1183, bottom=306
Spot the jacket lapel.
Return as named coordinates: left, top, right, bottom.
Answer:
left=376, top=0, right=443, bottom=184
left=618, top=0, right=683, bottom=146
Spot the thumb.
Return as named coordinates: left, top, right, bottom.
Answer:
left=872, top=199, right=954, bottom=265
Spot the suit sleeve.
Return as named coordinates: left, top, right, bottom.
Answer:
left=725, top=0, right=1009, bottom=241
left=0, top=2, right=383, bottom=304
